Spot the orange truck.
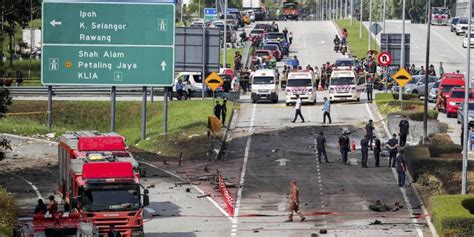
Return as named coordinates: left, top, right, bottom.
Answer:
left=282, top=1, right=300, bottom=20
left=57, top=132, right=149, bottom=237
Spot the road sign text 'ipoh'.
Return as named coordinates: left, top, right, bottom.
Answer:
left=42, top=1, right=175, bottom=86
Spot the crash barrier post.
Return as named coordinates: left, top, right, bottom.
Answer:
left=217, top=172, right=235, bottom=216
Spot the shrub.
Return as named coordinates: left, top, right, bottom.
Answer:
left=392, top=110, right=439, bottom=121
left=417, top=174, right=445, bottom=195
left=428, top=133, right=463, bottom=157
left=375, top=93, right=396, bottom=102
left=0, top=188, right=17, bottom=236
left=431, top=195, right=474, bottom=237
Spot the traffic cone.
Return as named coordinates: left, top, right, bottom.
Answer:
left=351, top=141, right=356, bottom=152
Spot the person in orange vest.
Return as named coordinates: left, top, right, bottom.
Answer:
left=286, top=180, right=306, bottom=222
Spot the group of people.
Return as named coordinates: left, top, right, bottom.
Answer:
left=291, top=96, right=331, bottom=124
left=408, top=62, right=444, bottom=77
left=1, top=70, right=23, bottom=87
left=174, top=79, right=193, bottom=100
left=281, top=61, right=334, bottom=91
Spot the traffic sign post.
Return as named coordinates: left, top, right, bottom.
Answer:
left=42, top=1, right=175, bottom=86
left=205, top=72, right=224, bottom=92
left=370, top=23, right=382, bottom=35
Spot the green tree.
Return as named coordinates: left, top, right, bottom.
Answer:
left=1, top=0, right=41, bottom=68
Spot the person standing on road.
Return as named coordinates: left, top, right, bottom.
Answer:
left=240, top=67, right=251, bottom=94
left=286, top=180, right=306, bottom=222
left=317, top=131, right=329, bottom=163
left=214, top=100, right=223, bottom=121
left=399, top=116, right=410, bottom=147
left=322, top=97, right=332, bottom=124
left=314, top=66, right=320, bottom=90
left=292, top=95, right=305, bottom=123
left=221, top=98, right=228, bottom=126
left=283, top=27, right=289, bottom=41
left=387, top=134, right=399, bottom=168
left=289, top=32, right=294, bottom=44
left=365, top=119, right=374, bottom=150
left=338, top=130, right=350, bottom=164
left=366, top=76, right=374, bottom=102
left=396, top=149, right=407, bottom=187
left=360, top=135, right=369, bottom=168
left=373, top=135, right=381, bottom=167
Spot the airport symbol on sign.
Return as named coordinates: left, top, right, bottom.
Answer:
left=392, top=68, right=413, bottom=87
left=205, top=72, right=224, bottom=92
left=377, top=51, right=392, bottom=67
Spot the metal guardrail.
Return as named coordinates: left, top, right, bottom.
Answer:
left=6, top=86, right=166, bottom=97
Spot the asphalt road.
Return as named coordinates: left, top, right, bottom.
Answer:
left=226, top=20, right=430, bottom=237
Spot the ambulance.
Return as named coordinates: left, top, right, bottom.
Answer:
left=285, top=70, right=316, bottom=105
left=251, top=69, right=279, bottom=103
left=328, top=69, right=366, bottom=101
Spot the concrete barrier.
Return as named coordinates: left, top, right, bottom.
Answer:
left=387, top=113, right=445, bottom=145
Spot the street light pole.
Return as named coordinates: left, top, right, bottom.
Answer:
left=382, top=0, right=386, bottom=34
left=423, top=0, right=431, bottom=141
left=350, top=0, right=353, bottom=25
left=368, top=0, right=372, bottom=51
left=462, top=0, right=472, bottom=195
left=399, top=0, right=406, bottom=101
left=223, top=0, right=228, bottom=68
left=359, top=0, right=363, bottom=39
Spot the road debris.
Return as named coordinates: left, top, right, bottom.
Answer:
left=319, top=229, right=327, bottom=234
left=369, top=219, right=383, bottom=225
left=369, top=200, right=390, bottom=212
left=197, top=194, right=210, bottom=198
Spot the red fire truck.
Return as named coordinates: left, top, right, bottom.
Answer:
left=57, top=132, right=149, bottom=237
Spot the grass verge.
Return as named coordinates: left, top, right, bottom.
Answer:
left=2, top=99, right=233, bottom=159
left=0, top=187, right=17, bottom=236
left=431, top=195, right=474, bottom=237
left=374, top=92, right=438, bottom=120
left=334, top=19, right=380, bottom=58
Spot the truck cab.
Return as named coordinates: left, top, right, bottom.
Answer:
left=58, top=132, right=149, bottom=237
left=251, top=69, right=279, bottom=103
left=285, top=70, right=316, bottom=105
left=328, top=70, right=365, bottom=101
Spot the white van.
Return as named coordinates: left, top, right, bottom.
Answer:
left=328, top=70, right=366, bottom=101
left=251, top=69, right=279, bottom=103
left=285, top=70, right=316, bottom=105
left=173, top=72, right=202, bottom=92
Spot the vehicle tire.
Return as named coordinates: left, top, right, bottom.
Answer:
left=458, top=118, right=461, bottom=124
left=252, top=100, right=257, bottom=104
left=357, top=97, right=360, bottom=101
left=273, top=98, right=278, bottom=103
left=412, top=90, right=418, bottom=95
left=456, top=32, right=460, bottom=36
left=311, top=99, right=316, bottom=105
left=286, top=102, right=290, bottom=106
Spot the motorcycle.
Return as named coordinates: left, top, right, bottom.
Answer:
left=340, top=44, right=347, bottom=55
left=334, top=43, right=340, bottom=52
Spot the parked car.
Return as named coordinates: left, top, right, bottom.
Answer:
left=265, top=32, right=286, bottom=43
left=191, top=21, right=204, bottom=28
left=455, top=17, right=469, bottom=35
left=444, top=88, right=474, bottom=117
left=173, top=72, right=202, bottom=93
left=457, top=102, right=474, bottom=126
left=463, top=32, right=474, bottom=48
left=450, top=16, right=460, bottom=32
left=399, top=75, right=439, bottom=97
left=252, top=50, right=276, bottom=68
left=428, top=81, right=440, bottom=102
left=254, top=23, right=272, bottom=32
left=216, top=24, right=236, bottom=43
left=220, top=14, right=239, bottom=29
left=262, top=44, right=282, bottom=61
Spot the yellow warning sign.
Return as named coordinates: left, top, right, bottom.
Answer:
left=392, top=68, right=413, bottom=88
left=205, top=72, right=224, bottom=92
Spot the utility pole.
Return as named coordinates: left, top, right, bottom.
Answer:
left=382, top=0, right=386, bottom=34
left=462, top=0, right=472, bottom=195
left=368, top=0, right=372, bottom=50
left=223, top=0, right=228, bottom=68
left=399, top=0, right=406, bottom=101
left=359, top=0, right=363, bottom=39
left=423, top=0, right=431, bottom=141
left=350, top=0, right=353, bottom=25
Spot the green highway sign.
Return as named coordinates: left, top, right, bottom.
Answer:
left=42, top=1, right=175, bottom=86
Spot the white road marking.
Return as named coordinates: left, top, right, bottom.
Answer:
left=139, top=161, right=232, bottom=221
left=313, top=131, right=327, bottom=228
left=144, top=207, right=156, bottom=214
left=365, top=103, right=434, bottom=237
left=231, top=103, right=256, bottom=236
left=14, top=174, right=42, bottom=200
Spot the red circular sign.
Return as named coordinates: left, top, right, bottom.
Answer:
left=377, top=52, right=393, bottom=67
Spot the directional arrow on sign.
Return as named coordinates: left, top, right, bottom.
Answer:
left=50, top=19, right=62, bottom=27
left=275, top=158, right=290, bottom=166
left=161, top=61, right=167, bottom=71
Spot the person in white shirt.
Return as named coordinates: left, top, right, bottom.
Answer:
left=292, top=95, right=304, bottom=123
